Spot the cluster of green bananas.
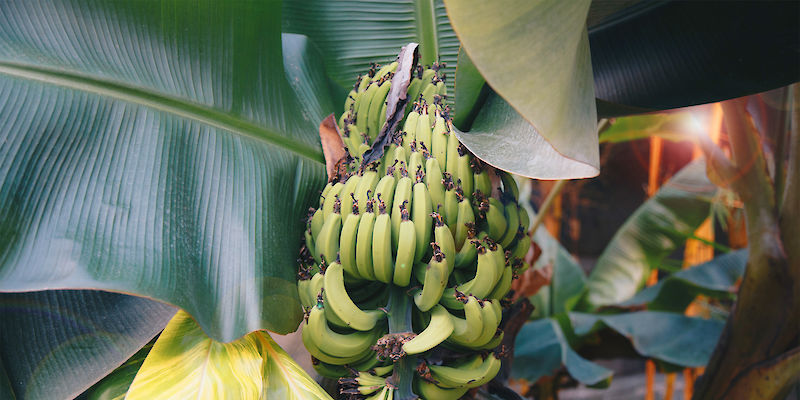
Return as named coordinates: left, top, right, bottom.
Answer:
left=297, top=60, right=531, bottom=399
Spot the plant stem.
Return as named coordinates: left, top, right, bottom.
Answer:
left=529, top=179, right=566, bottom=235
left=413, top=0, right=438, bottom=66
left=387, top=285, right=417, bottom=399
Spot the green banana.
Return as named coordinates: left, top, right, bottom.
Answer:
left=511, top=233, right=531, bottom=260
left=306, top=303, right=378, bottom=358
left=473, top=162, right=492, bottom=198
left=442, top=173, right=459, bottom=228
left=411, top=170, right=432, bottom=262
left=372, top=195, right=393, bottom=283
left=367, top=79, right=392, bottom=139
left=324, top=261, right=385, bottom=331
left=402, top=304, right=454, bottom=355
left=416, top=102, right=432, bottom=151
left=391, top=167, right=413, bottom=248
left=456, top=145, right=474, bottom=198
left=498, top=170, right=519, bottom=200
left=488, top=263, right=513, bottom=300
left=413, top=244, right=448, bottom=312
left=316, top=196, right=342, bottom=264
left=356, top=82, right=379, bottom=134
left=425, top=157, right=445, bottom=213
left=414, top=377, right=469, bottom=400
left=340, top=175, right=361, bottom=219
left=453, top=191, right=475, bottom=251
left=471, top=299, right=501, bottom=348
left=445, top=122, right=460, bottom=178
left=485, top=197, right=508, bottom=242
left=393, top=202, right=416, bottom=287
left=448, top=295, right=484, bottom=344
left=428, top=352, right=501, bottom=389
left=456, top=243, right=499, bottom=298
left=401, top=106, right=420, bottom=154
left=339, top=199, right=362, bottom=279
left=322, top=182, right=344, bottom=217
left=374, top=171, right=397, bottom=213
left=302, top=319, right=376, bottom=365
left=355, top=169, right=379, bottom=214
left=431, top=108, right=448, bottom=169
left=455, top=235, right=479, bottom=269
left=356, top=198, right=378, bottom=280
left=499, top=198, right=520, bottom=248
left=432, top=212, right=456, bottom=275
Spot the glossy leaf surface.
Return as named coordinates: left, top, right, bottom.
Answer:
left=0, top=291, right=174, bottom=400
left=582, top=161, right=717, bottom=308
left=125, top=311, right=332, bottom=400
left=570, top=311, right=724, bottom=367
left=283, top=0, right=459, bottom=103
left=0, top=1, right=330, bottom=341
left=513, top=318, right=611, bottom=385
left=445, top=0, right=599, bottom=179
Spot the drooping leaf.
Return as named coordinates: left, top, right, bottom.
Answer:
left=452, top=46, right=487, bottom=130
left=570, top=311, right=724, bottom=367
left=618, top=250, right=746, bottom=312
left=512, top=318, right=612, bottom=385
left=283, top=0, right=460, bottom=103
left=79, top=341, right=155, bottom=400
left=125, top=311, right=332, bottom=400
left=581, top=160, right=717, bottom=308
left=0, top=291, right=175, bottom=400
left=0, top=1, right=331, bottom=341
left=445, top=0, right=599, bottom=179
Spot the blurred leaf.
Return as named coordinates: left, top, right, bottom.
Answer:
left=0, top=357, right=15, bottom=400
left=453, top=46, right=487, bottom=129
left=0, top=291, right=174, bottom=399
left=0, top=1, right=331, bottom=341
left=599, top=112, right=701, bottom=144
left=581, top=160, right=717, bottom=308
left=513, top=318, right=612, bottom=386
left=126, top=311, right=332, bottom=400
left=619, top=250, right=747, bottom=312
left=570, top=311, right=724, bottom=367
left=445, top=0, right=599, bottom=179
left=283, top=0, right=460, bottom=104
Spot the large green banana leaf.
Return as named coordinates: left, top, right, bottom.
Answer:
left=283, top=0, right=459, bottom=104
left=0, top=1, right=330, bottom=342
left=125, top=311, right=332, bottom=400
left=570, top=311, right=724, bottom=367
left=0, top=291, right=175, bottom=399
left=580, top=160, right=718, bottom=308
left=512, top=318, right=612, bottom=386
left=445, top=0, right=599, bottom=179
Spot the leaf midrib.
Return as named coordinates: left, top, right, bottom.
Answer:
left=0, top=61, right=325, bottom=164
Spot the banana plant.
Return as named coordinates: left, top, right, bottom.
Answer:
left=1, top=0, right=796, bottom=399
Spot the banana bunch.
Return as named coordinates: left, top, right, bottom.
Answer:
left=298, top=59, right=530, bottom=399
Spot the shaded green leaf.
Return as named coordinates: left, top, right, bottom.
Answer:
left=126, top=311, right=332, bottom=400
left=570, top=311, right=724, bottom=367
left=619, top=250, right=747, bottom=312
left=81, top=341, right=155, bottom=400
left=513, top=318, right=612, bottom=385
left=0, top=291, right=174, bottom=400
left=453, top=46, right=487, bottom=129
left=581, top=160, right=718, bottom=308
left=0, top=1, right=331, bottom=341
left=283, top=0, right=460, bottom=103
left=445, top=0, right=599, bottom=179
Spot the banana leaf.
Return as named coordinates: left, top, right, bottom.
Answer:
left=617, top=250, right=747, bottom=312
left=581, top=160, right=718, bottom=309
left=0, top=290, right=174, bottom=400
left=0, top=1, right=331, bottom=342
left=570, top=311, right=724, bottom=367
left=444, top=0, right=599, bottom=180
left=125, top=311, right=332, bottom=400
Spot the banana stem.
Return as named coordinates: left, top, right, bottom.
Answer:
left=387, top=285, right=417, bottom=399
left=413, top=0, right=438, bottom=67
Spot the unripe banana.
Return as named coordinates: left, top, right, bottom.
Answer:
left=372, top=195, right=393, bottom=284
left=391, top=168, right=413, bottom=248
left=456, top=145, right=474, bottom=199
left=367, top=78, right=392, bottom=139
left=324, top=262, right=385, bottom=331
left=356, top=199, right=378, bottom=280
left=430, top=108, right=448, bottom=169
left=411, top=170, right=432, bottom=262
left=340, top=175, right=362, bottom=220
left=424, top=157, right=445, bottom=213
left=455, top=235, right=479, bottom=269
left=413, top=244, right=448, bottom=312
left=340, top=199, right=363, bottom=279
left=428, top=352, right=501, bottom=389
left=456, top=243, right=498, bottom=299
left=488, top=263, right=513, bottom=301
left=511, top=233, right=531, bottom=260
left=305, top=304, right=378, bottom=358
left=499, top=170, right=519, bottom=200
left=485, top=197, right=507, bottom=242
left=393, top=202, right=416, bottom=287
left=401, top=106, right=420, bottom=154
left=374, top=171, right=397, bottom=213
left=470, top=299, right=501, bottom=348
left=322, top=182, right=344, bottom=217
left=356, top=82, right=379, bottom=134
left=432, top=212, right=456, bottom=275
left=302, top=321, right=375, bottom=365
left=317, top=196, right=342, bottom=264
left=443, top=181, right=459, bottom=231
left=448, top=295, right=484, bottom=344
left=402, top=304, right=454, bottom=355
left=454, top=194, right=475, bottom=251
left=355, top=169, right=380, bottom=214
left=415, top=102, right=432, bottom=151
left=407, top=145, right=425, bottom=182
left=499, top=198, right=520, bottom=248
left=445, top=123, right=460, bottom=178
left=414, top=377, right=469, bottom=400
left=473, top=163, right=492, bottom=198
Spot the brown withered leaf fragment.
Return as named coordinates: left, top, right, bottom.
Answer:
left=361, top=43, right=419, bottom=168
left=319, top=114, right=348, bottom=182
